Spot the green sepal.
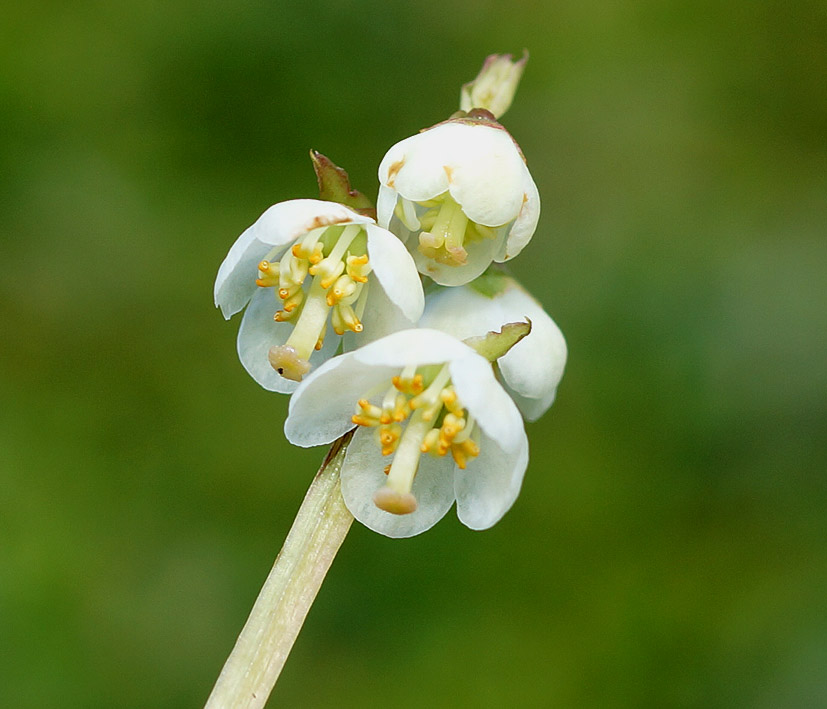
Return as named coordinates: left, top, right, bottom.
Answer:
left=467, top=267, right=512, bottom=298
left=310, top=150, right=376, bottom=219
left=464, top=320, right=532, bottom=362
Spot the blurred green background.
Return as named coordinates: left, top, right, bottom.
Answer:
left=2, top=1, right=826, bottom=706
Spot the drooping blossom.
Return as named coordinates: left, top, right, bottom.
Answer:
left=377, top=113, right=540, bottom=287
left=285, top=329, right=528, bottom=537
left=215, top=199, right=423, bottom=392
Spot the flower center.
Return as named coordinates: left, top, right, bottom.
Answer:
left=351, top=363, right=480, bottom=515
left=256, top=224, right=372, bottom=381
left=394, top=192, right=500, bottom=267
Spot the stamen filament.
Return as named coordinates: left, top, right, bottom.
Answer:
left=395, top=198, right=421, bottom=231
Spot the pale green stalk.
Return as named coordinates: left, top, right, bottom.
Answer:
left=205, top=434, right=354, bottom=709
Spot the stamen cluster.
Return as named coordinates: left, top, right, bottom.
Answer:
left=352, top=365, right=481, bottom=478
left=258, top=225, right=370, bottom=337
left=394, top=192, right=499, bottom=266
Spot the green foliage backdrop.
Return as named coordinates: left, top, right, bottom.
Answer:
left=2, top=1, right=826, bottom=706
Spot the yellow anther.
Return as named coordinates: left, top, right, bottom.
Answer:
left=379, top=423, right=402, bottom=456
left=392, top=393, right=410, bottom=422
left=450, top=437, right=480, bottom=469
left=383, top=464, right=391, bottom=476
left=335, top=304, right=362, bottom=333
left=352, top=414, right=375, bottom=427
left=274, top=309, right=298, bottom=323
left=355, top=399, right=382, bottom=422
left=440, top=386, right=463, bottom=413
left=331, top=307, right=345, bottom=336
left=291, top=230, right=325, bottom=262
left=421, top=428, right=440, bottom=454
left=345, top=253, right=371, bottom=283
left=451, top=445, right=469, bottom=469
left=282, top=289, right=304, bottom=312
left=440, top=413, right=465, bottom=441
left=308, top=243, right=324, bottom=264
left=278, top=283, right=301, bottom=301
left=392, top=373, right=424, bottom=395
left=309, top=257, right=345, bottom=289
left=326, top=274, right=357, bottom=306
left=256, top=260, right=280, bottom=288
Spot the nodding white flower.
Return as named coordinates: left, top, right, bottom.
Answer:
left=420, top=278, right=567, bottom=422
left=285, top=329, right=528, bottom=538
left=214, top=199, right=424, bottom=393
left=377, top=115, right=540, bottom=287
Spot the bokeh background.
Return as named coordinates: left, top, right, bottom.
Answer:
left=2, top=1, right=826, bottom=706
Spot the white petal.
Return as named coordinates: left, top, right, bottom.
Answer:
left=252, top=199, right=373, bottom=246
left=365, top=224, right=424, bottom=322
left=214, top=199, right=373, bottom=320
left=449, top=354, right=525, bottom=453
left=420, top=284, right=508, bottom=340
left=352, top=328, right=475, bottom=369
left=410, top=226, right=502, bottom=286
left=422, top=282, right=567, bottom=422
left=498, top=170, right=540, bottom=262
left=441, top=127, right=527, bottom=227
left=236, top=288, right=339, bottom=395
left=347, top=279, right=414, bottom=352
left=378, top=132, right=450, bottom=203
left=496, top=287, right=567, bottom=420
left=376, top=185, right=399, bottom=230
left=285, top=352, right=394, bottom=447
left=379, top=123, right=528, bottom=227
left=505, top=388, right=558, bottom=424
left=214, top=229, right=273, bottom=320
left=454, top=430, right=528, bottom=530
left=340, top=427, right=455, bottom=538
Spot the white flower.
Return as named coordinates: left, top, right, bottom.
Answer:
left=214, top=199, right=424, bottom=393
left=285, top=329, right=528, bottom=538
left=420, top=278, right=567, bottom=422
left=377, top=117, right=540, bottom=287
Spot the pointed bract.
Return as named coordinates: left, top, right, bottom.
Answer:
left=420, top=279, right=567, bottom=421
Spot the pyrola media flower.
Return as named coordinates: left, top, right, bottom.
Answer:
left=285, top=329, right=528, bottom=537
left=377, top=113, right=540, bottom=287
left=214, top=199, right=424, bottom=392
left=421, top=277, right=567, bottom=422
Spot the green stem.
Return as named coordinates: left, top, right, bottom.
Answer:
left=205, top=433, right=354, bottom=709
